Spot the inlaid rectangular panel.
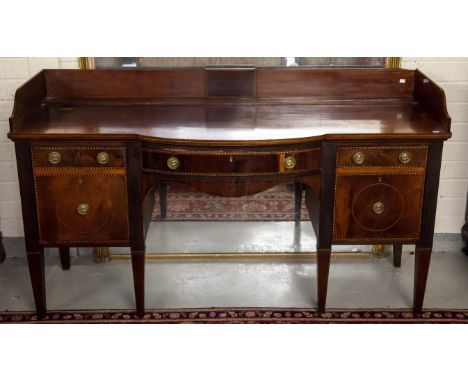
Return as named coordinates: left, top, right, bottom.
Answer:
left=256, top=68, right=415, bottom=99
left=205, top=68, right=256, bottom=98
left=333, top=173, right=426, bottom=242
left=33, top=168, right=129, bottom=245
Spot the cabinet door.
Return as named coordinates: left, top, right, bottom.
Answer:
left=332, top=174, right=425, bottom=242
left=34, top=173, right=129, bottom=245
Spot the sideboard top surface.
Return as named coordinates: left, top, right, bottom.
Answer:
left=8, top=68, right=451, bottom=143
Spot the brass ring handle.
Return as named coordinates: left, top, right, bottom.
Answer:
left=96, top=151, right=110, bottom=165
left=284, top=156, right=296, bottom=170
left=76, top=203, right=90, bottom=216
left=48, top=151, right=62, bottom=165
left=352, top=151, right=365, bottom=165
left=167, top=156, right=180, bottom=170
left=372, top=201, right=385, bottom=215
left=398, top=151, right=411, bottom=164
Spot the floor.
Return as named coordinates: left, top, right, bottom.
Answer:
left=1, top=222, right=467, bottom=311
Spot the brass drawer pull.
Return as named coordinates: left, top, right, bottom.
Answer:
left=167, top=156, right=180, bottom=170
left=398, top=151, right=411, bottom=164
left=48, top=151, right=62, bottom=165
left=284, top=156, right=296, bottom=169
left=352, top=151, right=365, bottom=165
left=76, top=203, right=90, bottom=216
left=372, top=201, right=385, bottom=215
left=96, top=151, right=110, bottom=165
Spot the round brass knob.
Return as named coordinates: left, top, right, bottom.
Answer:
left=76, top=203, right=90, bottom=216
left=48, top=151, right=62, bottom=165
left=352, top=151, right=365, bottom=165
left=167, top=156, right=180, bottom=170
left=398, top=151, right=411, bottom=164
left=372, top=201, right=385, bottom=215
left=96, top=151, right=110, bottom=165
left=284, top=156, right=296, bottom=170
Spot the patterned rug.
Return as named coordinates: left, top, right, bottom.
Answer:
left=152, top=184, right=309, bottom=221
left=2, top=308, right=468, bottom=324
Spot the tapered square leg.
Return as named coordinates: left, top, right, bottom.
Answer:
left=317, top=249, right=331, bottom=313
left=413, top=246, right=432, bottom=313
left=59, top=247, right=70, bottom=270
left=393, top=244, right=402, bottom=267
left=294, top=182, right=303, bottom=222
left=26, top=249, right=46, bottom=317
left=159, top=183, right=167, bottom=220
left=131, top=250, right=145, bottom=316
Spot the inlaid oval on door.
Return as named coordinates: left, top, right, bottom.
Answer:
left=55, top=178, right=111, bottom=234
left=351, top=183, right=405, bottom=232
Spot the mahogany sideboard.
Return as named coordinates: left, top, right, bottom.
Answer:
left=7, top=68, right=451, bottom=317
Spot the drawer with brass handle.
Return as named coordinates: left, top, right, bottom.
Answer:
left=141, top=148, right=321, bottom=176
left=32, top=146, right=126, bottom=167
left=33, top=169, right=129, bottom=245
left=332, top=173, right=425, bottom=242
left=336, top=146, right=428, bottom=168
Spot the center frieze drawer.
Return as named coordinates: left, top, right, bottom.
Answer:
left=141, top=148, right=321, bottom=176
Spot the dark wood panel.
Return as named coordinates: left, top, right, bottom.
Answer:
left=34, top=171, right=129, bottom=244
left=15, top=142, right=41, bottom=250
left=257, top=68, right=415, bottom=99
left=413, top=70, right=451, bottom=131
left=206, top=68, right=255, bottom=97
left=417, top=141, right=444, bottom=247
left=159, top=179, right=293, bottom=197
left=9, top=102, right=447, bottom=142
left=333, top=174, right=425, bottom=242
left=43, top=68, right=416, bottom=100
left=9, top=71, right=46, bottom=128
left=45, top=69, right=205, bottom=99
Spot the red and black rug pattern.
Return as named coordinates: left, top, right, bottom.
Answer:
left=1, top=308, right=468, bottom=324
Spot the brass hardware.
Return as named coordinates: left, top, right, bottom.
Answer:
left=48, top=151, right=62, bottom=164
left=398, top=151, right=411, bottom=164
left=96, top=151, right=110, bottom=165
left=167, top=156, right=179, bottom=170
left=372, top=244, right=386, bottom=257
left=110, top=251, right=375, bottom=261
left=78, top=57, right=95, bottom=70
left=92, top=247, right=110, bottom=263
left=352, top=151, right=365, bottom=165
left=372, top=202, right=385, bottom=215
left=385, top=57, right=402, bottom=69
left=76, top=203, right=90, bottom=216
left=284, top=156, right=296, bottom=169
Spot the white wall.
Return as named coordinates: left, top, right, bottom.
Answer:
left=0, top=58, right=79, bottom=236
left=0, top=58, right=467, bottom=235
left=402, top=58, right=468, bottom=233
